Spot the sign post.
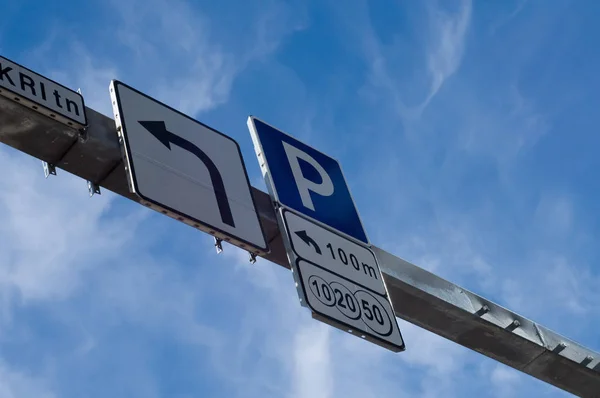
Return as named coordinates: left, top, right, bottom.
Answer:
left=247, top=116, right=405, bottom=352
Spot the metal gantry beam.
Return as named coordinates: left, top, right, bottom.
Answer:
left=1, top=96, right=599, bottom=397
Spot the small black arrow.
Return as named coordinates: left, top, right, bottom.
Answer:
left=138, top=120, right=235, bottom=228
left=294, top=230, right=321, bottom=255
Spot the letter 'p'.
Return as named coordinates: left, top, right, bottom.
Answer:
left=282, top=142, right=334, bottom=211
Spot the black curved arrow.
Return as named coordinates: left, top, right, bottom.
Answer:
left=138, top=120, right=235, bottom=228
left=294, top=230, right=321, bottom=255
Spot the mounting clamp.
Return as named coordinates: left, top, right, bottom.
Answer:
left=214, top=237, right=223, bottom=254
left=249, top=252, right=257, bottom=264
left=42, top=161, right=56, bottom=178
left=87, top=180, right=101, bottom=197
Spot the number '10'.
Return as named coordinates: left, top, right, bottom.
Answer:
left=326, top=243, right=360, bottom=271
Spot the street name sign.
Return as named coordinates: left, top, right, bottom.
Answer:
left=0, top=55, right=87, bottom=129
left=247, top=116, right=404, bottom=352
left=109, top=80, right=268, bottom=254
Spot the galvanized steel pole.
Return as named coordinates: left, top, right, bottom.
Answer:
left=1, top=96, right=599, bottom=397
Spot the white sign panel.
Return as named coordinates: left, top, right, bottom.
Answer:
left=279, top=208, right=405, bottom=352
left=284, top=210, right=385, bottom=295
left=109, top=80, right=268, bottom=253
left=296, top=260, right=404, bottom=348
left=0, top=55, right=87, bottom=128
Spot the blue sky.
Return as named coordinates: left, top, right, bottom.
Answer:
left=0, top=0, right=598, bottom=396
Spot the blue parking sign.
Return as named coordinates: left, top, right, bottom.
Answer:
left=248, top=116, right=369, bottom=244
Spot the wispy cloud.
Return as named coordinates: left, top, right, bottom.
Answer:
left=0, top=359, right=56, bottom=398
left=292, top=323, right=333, bottom=398
left=110, top=0, right=237, bottom=116
left=0, top=152, right=244, bottom=395
left=110, top=0, right=306, bottom=117
left=49, top=46, right=120, bottom=117
left=398, top=322, right=464, bottom=375
left=458, top=83, right=550, bottom=168
left=201, top=246, right=476, bottom=398
left=422, top=0, right=472, bottom=112
left=19, top=0, right=306, bottom=118
left=489, top=0, right=529, bottom=35
left=341, top=2, right=597, bottom=395
left=489, top=363, right=522, bottom=397
left=1, top=1, right=597, bottom=397
left=357, top=0, right=472, bottom=121
left=501, top=252, right=600, bottom=323
left=0, top=149, right=145, bottom=303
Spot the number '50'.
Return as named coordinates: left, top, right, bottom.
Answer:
left=361, top=299, right=385, bottom=325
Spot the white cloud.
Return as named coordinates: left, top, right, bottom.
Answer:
left=398, top=322, right=464, bottom=375
left=17, top=33, right=119, bottom=117
left=358, top=0, right=472, bottom=121
left=110, top=0, right=237, bottom=115
left=292, top=323, right=333, bottom=398
left=489, top=0, right=529, bottom=34
left=108, top=0, right=306, bottom=117
left=49, top=47, right=119, bottom=117
left=528, top=255, right=598, bottom=317
left=422, top=0, right=473, bottom=112
left=491, top=364, right=520, bottom=384
left=0, top=148, right=146, bottom=303
left=458, top=83, right=550, bottom=168
left=382, top=220, right=495, bottom=292
left=532, top=194, right=573, bottom=238
left=489, top=363, right=522, bottom=397
left=0, top=149, right=240, bottom=394
left=13, top=35, right=115, bottom=117
left=0, top=2, right=595, bottom=398
left=210, top=246, right=474, bottom=398
left=0, top=360, right=55, bottom=398
left=18, top=0, right=305, bottom=120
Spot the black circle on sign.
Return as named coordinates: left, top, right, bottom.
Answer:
left=354, top=290, right=393, bottom=337
left=330, top=281, right=361, bottom=320
left=308, top=275, right=335, bottom=307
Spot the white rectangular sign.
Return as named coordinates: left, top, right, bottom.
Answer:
left=296, top=259, right=405, bottom=350
left=0, top=55, right=87, bottom=128
left=279, top=208, right=405, bottom=352
left=109, top=80, right=268, bottom=254
left=284, top=210, right=385, bottom=295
